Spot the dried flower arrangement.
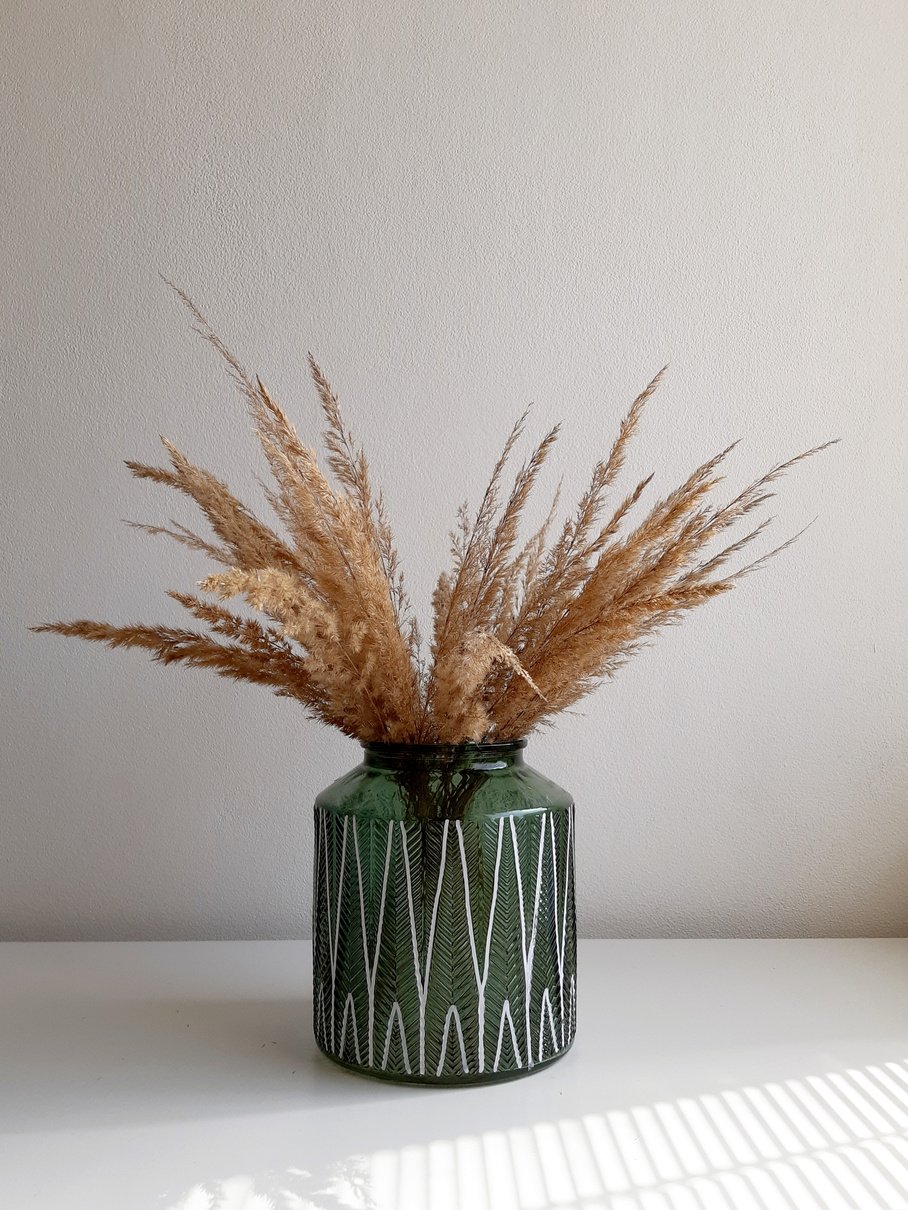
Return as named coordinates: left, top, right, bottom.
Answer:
left=35, top=291, right=834, bottom=743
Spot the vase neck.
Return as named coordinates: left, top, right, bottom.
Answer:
left=361, top=741, right=526, bottom=772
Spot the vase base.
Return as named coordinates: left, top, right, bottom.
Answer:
left=315, top=1035, right=576, bottom=1087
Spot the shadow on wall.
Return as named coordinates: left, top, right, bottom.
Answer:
left=165, top=1058, right=908, bottom=1209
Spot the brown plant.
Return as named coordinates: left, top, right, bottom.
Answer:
left=34, top=291, right=835, bottom=743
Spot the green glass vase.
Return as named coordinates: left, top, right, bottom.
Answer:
left=312, top=741, right=577, bottom=1085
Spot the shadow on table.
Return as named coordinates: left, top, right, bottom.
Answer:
left=158, top=1056, right=908, bottom=1210
left=7, top=939, right=908, bottom=1142
left=1, top=993, right=413, bottom=1132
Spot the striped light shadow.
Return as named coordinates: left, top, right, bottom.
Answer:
left=739, top=1086, right=806, bottom=1156
left=556, top=1117, right=604, bottom=1200
left=636, top=1190, right=675, bottom=1210
left=837, top=1144, right=906, bottom=1207
left=712, top=1170, right=766, bottom=1210
left=610, top=1196, right=645, bottom=1210
left=691, top=1095, right=756, bottom=1166
left=532, top=1121, right=577, bottom=1206
left=861, top=1138, right=908, bottom=1193
left=825, top=1071, right=897, bottom=1135
left=714, top=1090, right=781, bottom=1161
left=884, top=1133, right=908, bottom=1163
left=607, top=1109, right=659, bottom=1188
left=864, top=1064, right=908, bottom=1113
left=736, top=1165, right=797, bottom=1209
left=427, top=1138, right=458, bottom=1210
left=369, top=1148, right=400, bottom=1210
left=166, top=1058, right=908, bottom=1210
left=787, top=1156, right=853, bottom=1210
left=687, top=1176, right=737, bottom=1210
left=764, top=1158, right=827, bottom=1209
left=805, top=1074, right=878, bottom=1140
left=817, top=1149, right=884, bottom=1210
left=783, top=1077, right=851, bottom=1145
left=582, top=1111, right=633, bottom=1194
left=843, top=1068, right=908, bottom=1130
left=397, top=1141, right=430, bottom=1210
left=658, top=1181, right=709, bottom=1210
left=629, top=1105, right=685, bottom=1182
left=814, top=1147, right=888, bottom=1207
left=507, top=1125, right=549, bottom=1210
left=481, top=1129, right=521, bottom=1210
left=674, top=1098, right=734, bottom=1171
left=886, top=1061, right=908, bottom=1090
left=761, top=1082, right=828, bottom=1150
left=652, top=1101, right=709, bottom=1177
left=455, top=1135, right=489, bottom=1210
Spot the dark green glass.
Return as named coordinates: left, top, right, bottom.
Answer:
left=312, top=741, right=577, bottom=1085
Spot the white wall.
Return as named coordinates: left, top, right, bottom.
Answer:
left=2, top=0, right=906, bottom=940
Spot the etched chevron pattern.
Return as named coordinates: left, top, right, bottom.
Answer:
left=312, top=805, right=577, bottom=1083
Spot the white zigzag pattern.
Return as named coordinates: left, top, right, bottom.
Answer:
left=400, top=818, right=448, bottom=1075
left=538, top=986, right=557, bottom=1062
left=382, top=1000, right=411, bottom=1074
left=313, top=805, right=575, bottom=1076
left=456, top=816, right=504, bottom=1073
left=494, top=998, right=523, bottom=1071
left=436, top=1005, right=469, bottom=1076
left=339, top=991, right=361, bottom=1064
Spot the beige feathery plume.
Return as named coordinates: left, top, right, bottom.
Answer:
left=34, top=286, right=835, bottom=756
left=200, top=567, right=400, bottom=741
left=429, top=410, right=530, bottom=663
left=431, top=630, right=545, bottom=743
left=167, top=591, right=295, bottom=655
left=124, top=520, right=233, bottom=564
left=501, top=368, right=664, bottom=659
left=468, top=423, right=561, bottom=630
left=488, top=436, right=833, bottom=737
left=29, top=619, right=329, bottom=711
left=126, top=442, right=300, bottom=572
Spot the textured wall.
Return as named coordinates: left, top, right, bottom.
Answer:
left=2, top=0, right=906, bottom=939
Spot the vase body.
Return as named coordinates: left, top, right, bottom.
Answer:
left=312, top=741, right=576, bottom=1085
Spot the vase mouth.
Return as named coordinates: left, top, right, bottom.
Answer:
left=361, top=739, right=527, bottom=753
left=360, top=739, right=527, bottom=770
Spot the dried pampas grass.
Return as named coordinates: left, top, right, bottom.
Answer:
left=34, top=290, right=835, bottom=743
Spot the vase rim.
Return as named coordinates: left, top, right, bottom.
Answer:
left=360, top=739, right=528, bottom=770
left=361, top=739, right=527, bottom=754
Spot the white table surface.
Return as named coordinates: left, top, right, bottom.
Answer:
left=2, top=940, right=908, bottom=1210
